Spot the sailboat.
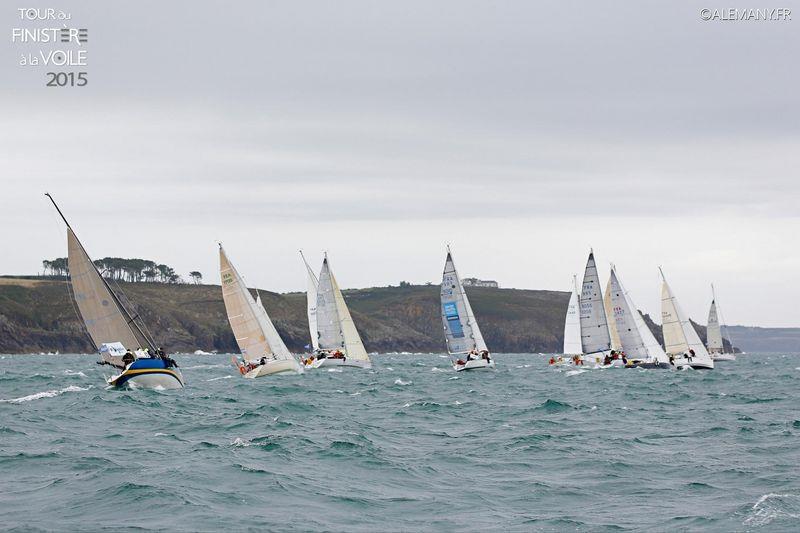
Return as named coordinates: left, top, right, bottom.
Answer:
left=219, top=245, right=303, bottom=377
left=45, top=193, right=184, bottom=389
left=707, top=285, right=736, bottom=361
left=578, top=250, right=613, bottom=364
left=306, top=254, right=371, bottom=369
left=660, top=269, right=714, bottom=370
left=300, top=251, right=319, bottom=354
left=562, top=275, right=582, bottom=356
left=440, top=247, right=495, bottom=371
left=607, top=266, right=671, bottom=369
left=604, top=275, right=622, bottom=352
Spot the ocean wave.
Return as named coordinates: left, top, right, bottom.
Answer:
left=63, top=370, right=87, bottom=377
left=1, top=385, right=90, bottom=404
left=394, top=378, right=412, bottom=386
left=744, top=493, right=800, bottom=527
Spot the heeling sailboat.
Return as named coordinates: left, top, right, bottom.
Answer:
left=708, top=284, right=736, bottom=361
left=308, top=254, right=371, bottom=369
left=604, top=275, right=622, bottom=352
left=608, top=266, right=671, bottom=369
left=578, top=250, right=613, bottom=364
left=219, top=245, right=302, bottom=378
left=45, top=193, right=184, bottom=390
left=660, top=269, right=714, bottom=370
left=562, top=275, right=582, bottom=356
left=440, top=247, right=495, bottom=372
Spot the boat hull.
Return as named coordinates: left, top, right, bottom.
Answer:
left=627, top=361, right=672, bottom=369
left=674, top=358, right=714, bottom=370
left=311, top=357, right=372, bottom=369
left=108, top=360, right=184, bottom=390
left=244, top=358, right=303, bottom=378
left=454, top=359, right=495, bottom=372
left=580, top=350, right=612, bottom=365
left=711, top=353, right=736, bottom=362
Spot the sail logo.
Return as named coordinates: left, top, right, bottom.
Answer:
left=443, top=302, right=464, bottom=338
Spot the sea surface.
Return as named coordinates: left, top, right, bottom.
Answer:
left=1, top=352, right=799, bottom=532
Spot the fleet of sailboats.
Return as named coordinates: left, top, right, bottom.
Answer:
left=440, top=247, right=494, bottom=371
left=43, top=188, right=737, bottom=387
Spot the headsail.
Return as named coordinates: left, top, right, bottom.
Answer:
left=579, top=251, right=612, bottom=354
left=219, top=245, right=292, bottom=362
left=707, top=298, right=724, bottom=354
left=563, top=275, right=582, bottom=355
left=316, top=257, right=345, bottom=351
left=609, top=266, right=668, bottom=363
left=327, top=260, right=370, bottom=361
left=604, top=274, right=621, bottom=351
left=660, top=271, right=713, bottom=366
left=440, top=248, right=487, bottom=354
left=300, top=251, right=320, bottom=351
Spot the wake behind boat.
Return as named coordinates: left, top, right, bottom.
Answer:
left=45, top=193, right=184, bottom=390
left=301, top=254, right=372, bottom=370
left=440, top=247, right=495, bottom=372
left=219, top=245, right=303, bottom=378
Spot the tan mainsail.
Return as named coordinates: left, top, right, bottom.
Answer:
left=329, top=265, right=370, bottom=362
left=68, top=228, right=145, bottom=350
left=604, top=275, right=621, bottom=351
left=219, top=247, right=273, bottom=362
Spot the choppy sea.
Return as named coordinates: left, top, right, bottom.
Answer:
left=1, top=352, right=799, bottom=532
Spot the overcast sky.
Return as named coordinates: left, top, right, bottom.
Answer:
left=1, top=1, right=798, bottom=327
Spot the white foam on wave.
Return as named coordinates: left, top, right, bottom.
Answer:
left=231, top=437, right=251, bottom=447
left=206, top=375, right=233, bottom=382
left=1, top=385, right=91, bottom=404
left=394, top=378, right=412, bottom=386
left=385, top=367, right=394, bottom=371
left=431, top=367, right=446, bottom=372
left=63, top=370, right=87, bottom=377
left=448, top=376, right=459, bottom=380
left=566, top=369, right=586, bottom=376
left=327, top=368, right=342, bottom=373
left=744, top=493, right=800, bottom=526
left=402, top=402, right=412, bottom=408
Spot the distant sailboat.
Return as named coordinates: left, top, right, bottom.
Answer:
left=300, top=251, right=319, bottom=353
left=562, top=275, right=582, bottom=356
left=608, top=266, right=671, bottom=369
left=707, top=285, right=736, bottom=361
left=308, top=254, right=371, bottom=369
left=578, top=250, right=613, bottom=364
left=46, top=193, right=184, bottom=389
left=440, top=247, right=495, bottom=371
left=660, top=269, right=714, bottom=370
left=219, top=245, right=303, bottom=377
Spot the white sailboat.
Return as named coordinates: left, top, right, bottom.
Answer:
left=578, top=250, right=613, bottom=364
left=440, top=247, right=495, bottom=371
left=708, top=285, right=736, bottom=361
left=660, top=269, right=714, bottom=370
left=562, top=275, right=582, bottom=356
left=46, top=193, right=184, bottom=390
left=608, top=266, right=671, bottom=369
left=604, top=275, right=622, bottom=352
left=219, top=245, right=303, bottom=378
left=307, top=254, right=371, bottom=369
left=300, top=251, right=320, bottom=353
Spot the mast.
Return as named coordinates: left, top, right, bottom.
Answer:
left=45, top=193, right=159, bottom=352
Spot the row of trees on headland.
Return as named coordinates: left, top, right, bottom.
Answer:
left=42, top=257, right=203, bottom=284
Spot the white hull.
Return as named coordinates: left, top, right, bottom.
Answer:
left=108, top=368, right=185, bottom=390
left=711, top=353, right=736, bottom=362
left=579, top=351, right=612, bottom=365
left=673, top=357, right=714, bottom=370
left=244, top=358, right=303, bottom=378
left=454, top=359, right=495, bottom=372
left=311, top=357, right=372, bottom=369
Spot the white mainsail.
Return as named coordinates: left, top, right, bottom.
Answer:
left=604, top=275, right=621, bottom=351
left=579, top=251, right=612, bottom=355
left=707, top=298, right=724, bottom=354
left=67, top=228, right=151, bottom=352
left=660, top=271, right=713, bottom=367
left=219, top=246, right=292, bottom=362
left=609, top=267, right=669, bottom=364
left=563, top=275, right=582, bottom=355
left=440, top=249, right=487, bottom=355
left=316, top=256, right=370, bottom=361
left=300, top=251, right=320, bottom=351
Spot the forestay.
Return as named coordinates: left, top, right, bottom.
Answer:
left=563, top=276, right=582, bottom=355
left=68, top=228, right=149, bottom=351
left=579, top=251, right=612, bottom=354
left=219, top=246, right=292, bottom=362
